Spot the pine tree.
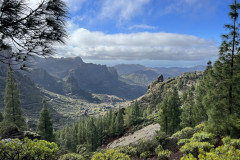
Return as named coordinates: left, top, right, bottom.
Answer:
left=115, top=109, right=124, bottom=136
left=71, top=123, right=78, bottom=152
left=96, top=116, right=104, bottom=144
left=109, top=113, right=116, bottom=137
left=170, top=88, right=181, bottom=133
left=3, top=68, right=26, bottom=129
left=65, top=126, right=72, bottom=149
left=37, top=99, right=54, bottom=142
left=180, top=88, right=195, bottom=128
left=159, top=88, right=181, bottom=134
left=203, top=0, right=240, bottom=136
left=86, top=118, right=98, bottom=151
left=193, top=81, right=208, bottom=125
left=159, top=93, right=170, bottom=134
left=0, top=0, right=67, bottom=69
left=128, top=101, right=140, bottom=126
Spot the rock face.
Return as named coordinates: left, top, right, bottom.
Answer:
left=33, top=57, right=147, bottom=100
left=107, top=124, right=160, bottom=148
left=148, top=74, right=164, bottom=89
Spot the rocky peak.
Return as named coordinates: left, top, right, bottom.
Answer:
left=148, top=74, right=164, bottom=89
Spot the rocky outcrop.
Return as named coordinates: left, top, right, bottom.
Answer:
left=148, top=74, right=163, bottom=89
left=107, top=124, right=160, bottom=148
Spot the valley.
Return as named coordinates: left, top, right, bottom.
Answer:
left=0, top=57, right=205, bottom=130
left=1, top=0, right=240, bottom=160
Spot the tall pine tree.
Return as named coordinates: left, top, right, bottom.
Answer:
left=180, top=88, right=195, bottom=128
left=4, top=68, right=26, bottom=129
left=37, top=99, right=54, bottom=142
left=192, top=81, right=208, bottom=125
left=159, top=88, right=181, bottom=134
left=115, top=109, right=124, bottom=136
left=204, top=0, right=240, bottom=136
left=86, top=118, right=99, bottom=151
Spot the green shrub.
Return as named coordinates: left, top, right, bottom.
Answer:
left=223, top=136, right=240, bottom=149
left=140, top=151, right=152, bottom=159
left=0, top=138, right=59, bottom=160
left=181, top=136, right=240, bottom=160
left=191, top=132, right=216, bottom=145
left=157, top=149, right=172, bottom=160
left=91, top=149, right=130, bottom=160
left=172, top=127, right=195, bottom=139
left=76, top=144, right=92, bottom=159
left=180, top=141, right=214, bottom=156
left=194, top=124, right=205, bottom=132
left=135, top=140, right=158, bottom=155
left=59, top=153, right=84, bottom=160
left=177, top=139, right=191, bottom=146
left=117, top=146, right=137, bottom=157
left=181, top=153, right=197, bottom=160
left=155, top=131, right=168, bottom=143
left=155, top=145, right=163, bottom=153
left=197, top=146, right=240, bottom=160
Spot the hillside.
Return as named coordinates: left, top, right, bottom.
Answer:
left=114, top=64, right=205, bottom=89
left=0, top=63, right=129, bottom=129
left=120, top=70, right=159, bottom=86
left=33, top=57, right=147, bottom=100
left=24, top=68, right=97, bottom=102
left=138, top=71, right=203, bottom=108
left=114, top=64, right=147, bottom=75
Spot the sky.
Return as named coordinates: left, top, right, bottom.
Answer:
left=30, top=0, right=232, bottom=67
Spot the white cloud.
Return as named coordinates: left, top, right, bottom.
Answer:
left=100, top=0, right=151, bottom=21
left=56, top=28, right=218, bottom=61
left=128, top=24, right=156, bottom=30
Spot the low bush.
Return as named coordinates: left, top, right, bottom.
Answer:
left=172, top=127, right=195, bottom=139
left=155, top=131, right=168, bottom=143
left=223, top=136, right=240, bottom=149
left=0, top=138, right=59, bottom=160
left=191, top=132, right=216, bottom=145
left=76, top=144, right=93, bottom=159
left=177, top=139, right=191, bottom=146
left=135, top=139, right=158, bottom=155
left=117, top=146, right=137, bottom=157
left=91, top=149, right=130, bottom=160
left=157, top=149, right=172, bottom=160
left=140, top=151, right=152, bottom=159
left=180, top=141, right=214, bottom=157
left=182, top=145, right=240, bottom=160
left=194, top=124, right=205, bottom=132
left=155, top=144, right=163, bottom=153
left=59, top=153, right=84, bottom=160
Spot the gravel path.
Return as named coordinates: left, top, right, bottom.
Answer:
left=107, top=123, right=160, bottom=148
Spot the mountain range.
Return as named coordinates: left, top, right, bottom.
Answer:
left=0, top=56, right=206, bottom=129
left=114, top=64, right=205, bottom=87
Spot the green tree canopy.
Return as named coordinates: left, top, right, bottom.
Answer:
left=203, top=0, right=240, bottom=136
left=4, top=68, right=26, bottom=129
left=37, top=99, right=54, bottom=142
left=159, top=88, right=181, bottom=134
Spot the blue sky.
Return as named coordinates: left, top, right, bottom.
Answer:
left=33, top=0, right=233, bottom=67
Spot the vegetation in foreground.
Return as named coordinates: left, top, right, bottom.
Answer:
left=0, top=0, right=240, bottom=160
